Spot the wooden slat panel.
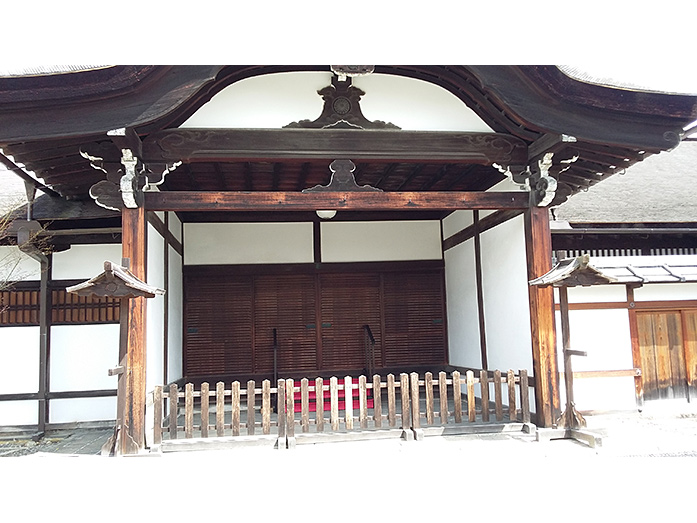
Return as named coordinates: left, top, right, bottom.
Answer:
left=320, top=273, right=381, bottom=371
left=184, top=273, right=253, bottom=377
left=683, top=311, right=697, bottom=394
left=254, top=275, right=317, bottom=374
left=382, top=271, right=446, bottom=367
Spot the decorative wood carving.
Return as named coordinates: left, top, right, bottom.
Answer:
left=303, top=159, right=381, bottom=192
left=284, top=76, right=399, bottom=130
left=143, top=128, right=529, bottom=165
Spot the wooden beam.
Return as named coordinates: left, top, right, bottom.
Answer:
left=143, top=129, right=529, bottom=165
left=121, top=206, right=147, bottom=452
left=443, top=209, right=524, bottom=251
left=144, top=191, right=529, bottom=212
left=473, top=211, right=488, bottom=369
left=524, top=206, right=560, bottom=427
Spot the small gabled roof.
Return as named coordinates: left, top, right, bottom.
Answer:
left=66, top=260, right=164, bottom=299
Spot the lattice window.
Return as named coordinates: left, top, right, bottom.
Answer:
left=0, top=287, right=120, bottom=326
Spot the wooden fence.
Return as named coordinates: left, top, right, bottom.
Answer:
left=152, top=369, right=532, bottom=448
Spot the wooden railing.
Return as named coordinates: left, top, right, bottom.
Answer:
left=152, top=369, right=532, bottom=448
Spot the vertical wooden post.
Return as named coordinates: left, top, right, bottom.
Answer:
left=372, top=375, right=382, bottom=428
left=524, top=206, right=560, bottom=427
left=410, top=372, right=421, bottom=429
left=480, top=370, right=490, bottom=422
left=626, top=285, right=644, bottom=410
left=315, top=377, right=325, bottom=432
left=399, top=373, right=410, bottom=429
left=200, top=382, right=209, bottom=438
left=121, top=206, right=147, bottom=451
left=425, top=372, right=434, bottom=426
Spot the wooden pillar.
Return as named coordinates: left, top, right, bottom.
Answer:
left=121, top=206, right=147, bottom=451
left=524, top=206, right=560, bottom=427
left=37, top=254, right=52, bottom=436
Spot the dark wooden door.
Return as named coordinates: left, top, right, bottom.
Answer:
left=637, top=311, right=688, bottom=400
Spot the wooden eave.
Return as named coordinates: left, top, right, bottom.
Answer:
left=1, top=65, right=695, bottom=205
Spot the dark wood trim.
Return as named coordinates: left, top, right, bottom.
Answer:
left=146, top=211, right=183, bottom=256
left=183, top=260, right=444, bottom=278
left=143, top=128, right=529, bottom=164
left=558, top=300, right=697, bottom=311
left=524, top=207, right=560, bottom=427
left=473, top=211, right=488, bottom=369
left=443, top=209, right=524, bottom=251
left=37, top=254, right=52, bottom=434
left=313, top=220, right=321, bottom=264
left=144, top=191, right=530, bottom=212
left=626, top=285, right=643, bottom=408
left=163, top=212, right=169, bottom=385
left=0, top=389, right=118, bottom=402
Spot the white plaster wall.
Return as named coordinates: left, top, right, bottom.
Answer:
left=556, top=306, right=637, bottom=412
left=52, top=244, right=123, bottom=280
left=0, top=326, right=39, bottom=394
left=169, top=211, right=182, bottom=243
left=167, top=247, right=183, bottom=383
left=184, top=223, right=314, bottom=265
left=634, top=282, right=697, bottom=302
left=321, top=221, right=442, bottom=263
left=50, top=325, right=119, bottom=392
left=0, top=400, right=37, bottom=426
left=180, top=72, right=493, bottom=133
left=147, top=223, right=166, bottom=391
left=481, top=177, right=526, bottom=218
left=444, top=239, right=481, bottom=368
left=0, top=246, right=40, bottom=281
left=49, top=397, right=116, bottom=424
left=480, top=215, right=533, bottom=373
left=564, top=284, right=628, bottom=304
left=442, top=210, right=474, bottom=240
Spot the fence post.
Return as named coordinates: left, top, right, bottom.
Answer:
left=373, top=375, right=382, bottom=429
left=247, top=380, right=256, bottom=435
left=231, top=381, right=240, bottom=436
left=410, top=372, right=421, bottom=429
left=452, top=371, right=462, bottom=424
left=169, top=384, right=178, bottom=439
left=262, top=380, right=271, bottom=435
left=277, top=379, right=286, bottom=449
left=216, top=382, right=225, bottom=437
left=285, top=379, right=295, bottom=444
left=480, top=371, right=489, bottom=422
left=400, top=373, right=411, bottom=430
left=315, top=377, right=324, bottom=432
left=301, top=378, right=310, bottom=433
left=494, top=370, right=503, bottom=422
left=425, top=372, right=434, bottom=426
left=520, top=370, right=530, bottom=424
left=438, top=371, right=448, bottom=425
left=330, top=376, right=339, bottom=431
left=359, top=375, right=368, bottom=430
left=344, top=376, right=354, bottom=430
left=466, top=371, right=476, bottom=423
left=153, top=385, right=162, bottom=445
left=387, top=374, right=396, bottom=428
left=507, top=370, right=517, bottom=421
left=200, top=382, right=209, bottom=438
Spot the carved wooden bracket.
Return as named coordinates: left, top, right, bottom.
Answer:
left=285, top=76, right=400, bottom=130
left=302, top=159, right=382, bottom=193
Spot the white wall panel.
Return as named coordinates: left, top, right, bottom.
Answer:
left=184, top=223, right=313, bottom=265
left=634, top=282, right=697, bottom=302
left=0, top=400, right=37, bottom=426
left=49, top=397, right=116, bottom=423
left=0, top=326, right=39, bottom=393
left=147, top=224, right=165, bottom=390
left=480, top=215, right=533, bottom=372
left=50, top=325, right=119, bottom=392
left=167, top=248, right=183, bottom=383
left=444, top=239, right=481, bottom=368
left=52, top=244, right=122, bottom=280
left=321, top=221, right=441, bottom=263
left=442, top=210, right=474, bottom=240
